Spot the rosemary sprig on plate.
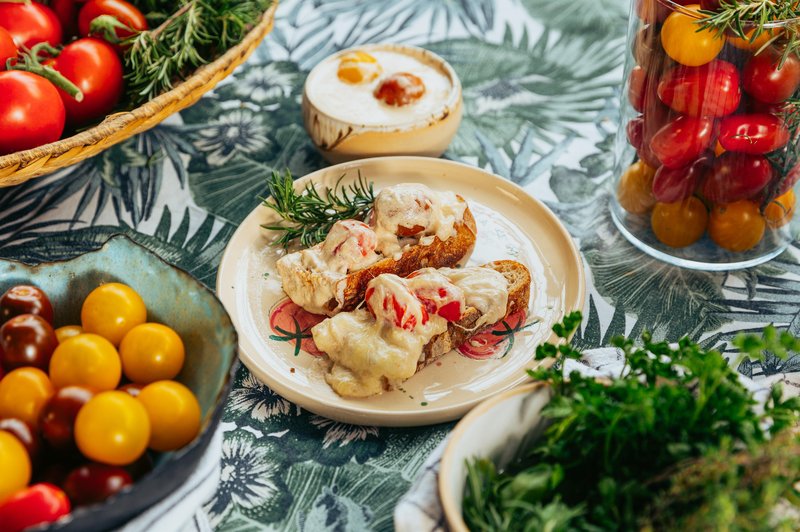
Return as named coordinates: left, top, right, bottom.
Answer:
left=260, top=170, right=376, bottom=249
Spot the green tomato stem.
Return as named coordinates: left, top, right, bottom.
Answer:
left=9, top=43, right=84, bottom=102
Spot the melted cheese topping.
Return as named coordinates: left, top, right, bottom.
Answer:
left=306, top=50, right=453, bottom=127
left=277, top=184, right=467, bottom=315
left=373, top=184, right=467, bottom=258
left=276, top=220, right=380, bottom=315
left=439, top=267, right=509, bottom=327
left=366, top=274, right=428, bottom=330
left=312, top=266, right=510, bottom=397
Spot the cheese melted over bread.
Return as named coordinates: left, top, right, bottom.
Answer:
left=275, top=183, right=474, bottom=316
left=311, top=261, right=531, bottom=398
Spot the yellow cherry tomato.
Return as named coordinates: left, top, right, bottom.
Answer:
left=81, top=283, right=146, bottom=346
left=651, top=197, right=709, bottom=248
left=137, top=381, right=201, bottom=452
left=74, top=391, right=150, bottom=466
left=0, top=430, right=31, bottom=502
left=49, top=333, right=121, bottom=391
left=0, top=367, right=54, bottom=428
left=54, top=325, right=83, bottom=344
left=764, top=189, right=795, bottom=229
left=617, top=160, right=657, bottom=214
left=708, top=200, right=766, bottom=252
left=337, top=51, right=381, bottom=84
left=661, top=5, right=724, bottom=66
left=120, top=323, right=185, bottom=384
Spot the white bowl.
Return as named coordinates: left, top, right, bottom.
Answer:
left=438, top=382, right=553, bottom=531
left=301, top=43, right=463, bottom=163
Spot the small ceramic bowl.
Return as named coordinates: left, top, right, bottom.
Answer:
left=302, top=43, right=463, bottom=163
left=438, top=383, right=553, bottom=532
left=0, top=235, right=238, bottom=532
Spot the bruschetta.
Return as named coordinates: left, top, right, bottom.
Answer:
left=311, top=260, right=532, bottom=398
left=276, top=183, right=477, bottom=316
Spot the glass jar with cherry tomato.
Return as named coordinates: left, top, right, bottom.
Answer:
left=612, top=1, right=800, bottom=269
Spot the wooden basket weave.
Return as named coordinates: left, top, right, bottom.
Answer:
left=0, top=2, right=278, bottom=187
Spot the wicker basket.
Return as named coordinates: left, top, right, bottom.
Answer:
left=0, top=2, right=278, bottom=187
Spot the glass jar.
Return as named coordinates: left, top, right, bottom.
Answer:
left=611, top=0, right=799, bottom=270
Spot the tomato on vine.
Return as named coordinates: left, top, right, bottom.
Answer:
left=78, top=0, right=148, bottom=42
left=0, top=27, right=16, bottom=71
left=51, top=38, right=124, bottom=126
left=0, top=2, right=63, bottom=49
left=0, top=71, right=65, bottom=155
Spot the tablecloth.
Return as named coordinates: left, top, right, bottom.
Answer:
left=2, top=0, right=799, bottom=530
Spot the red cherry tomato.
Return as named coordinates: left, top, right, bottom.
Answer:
left=703, top=153, right=774, bottom=203
left=51, top=38, right=124, bottom=126
left=778, top=162, right=800, bottom=196
left=0, top=27, right=16, bottom=71
left=657, top=60, right=740, bottom=117
left=650, top=115, right=714, bottom=169
left=0, top=314, right=58, bottom=371
left=743, top=49, right=800, bottom=104
left=0, top=71, right=65, bottom=155
left=63, top=463, right=133, bottom=506
left=0, top=483, right=71, bottom=532
left=78, top=0, right=148, bottom=41
left=699, top=0, right=720, bottom=8
left=0, top=418, right=41, bottom=462
left=718, top=113, right=790, bottom=154
left=0, top=285, right=54, bottom=326
left=652, top=152, right=712, bottom=203
left=0, top=2, right=63, bottom=48
left=627, top=117, right=645, bottom=150
left=39, top=386, right=95, bottom=451
left=628, top=65, right=651, bottom=113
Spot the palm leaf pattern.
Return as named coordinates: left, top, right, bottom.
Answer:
left=1, top=0, right=799, bottom=530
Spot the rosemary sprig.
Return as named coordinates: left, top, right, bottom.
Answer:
left=699, top=0, right=800, bottom=65
left=260, top=170, right=376, bottom=249
left=124, top=0, right=273, bottom=105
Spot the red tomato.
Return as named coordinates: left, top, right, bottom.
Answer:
left=718, top=113, right=790, bottom=154
left=0, top=314, right=58, bottom=371
left=63, top=463, right=132, bottom=506
left=657, top=61, right=740, bottom=117
left=0, top=418, right=41, bottom=462
left=0, top=2, right=63, bottom=48
left=51, top=38, right=123, bottom=126
left=0, top=71, right=65, bottom=155
left=743, top=49, right=800, bottom=104
left=778, top=162, right=800, bottom=196
left=51, top=0, right=80, bottom=38
left=628, top=65, right=651, bottom=113
left=39, top=386, right=95, bottom=451
left=0, top=484, right=70, bottom=532
left=652, top=152, right=712, bottom=203
left=650, top=116, right=714, bottom=169
left=0, top=27, right=16, bottom=71
left=702, top=153, right=774, bottom=203
left=627, top=117, right=645, bottom=151
left=700, top=0, right=720, bottom=8
left=0, top=285, right=54, bottom=326
left=374, top=72, right=425, bottom=106
left=78, top=0, right=148, bottom=40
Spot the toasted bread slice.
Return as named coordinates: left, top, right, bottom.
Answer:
left=280, top=206, right=477, bottom=316
left=415, top=259, right=531, bottom=373
left=337, top=207, right=477, bottom=313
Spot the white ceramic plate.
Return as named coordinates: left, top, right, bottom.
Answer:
left=216, top=156, right=584, bottom=426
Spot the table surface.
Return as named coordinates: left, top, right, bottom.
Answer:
left=3, top=0, right=800, bottom=530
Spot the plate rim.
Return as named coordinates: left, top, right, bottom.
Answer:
left=216, top=155, right=585, bottom=426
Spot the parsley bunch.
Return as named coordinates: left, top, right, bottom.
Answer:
left=463, top=313, right=800, bottom=531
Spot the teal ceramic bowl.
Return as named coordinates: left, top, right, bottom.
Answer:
left=0, top=235, right=238, bottom=531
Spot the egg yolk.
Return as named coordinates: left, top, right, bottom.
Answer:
left=337, top=51, right=382, bottom=84
left=374, top=72, right=426, bottom=106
